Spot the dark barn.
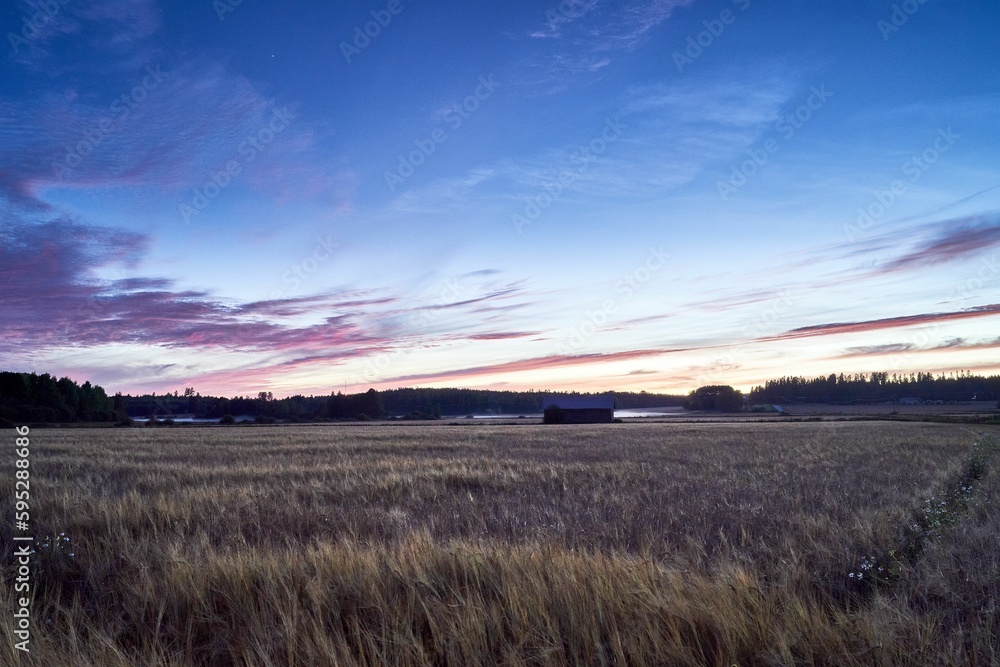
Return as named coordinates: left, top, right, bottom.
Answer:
left=542, top=394, right=615, bottom=424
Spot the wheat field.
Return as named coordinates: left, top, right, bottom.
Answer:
left=2, top=421, right=998, bottom=666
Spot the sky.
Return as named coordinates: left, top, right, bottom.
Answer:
left=2, top=0, right=999, bottom=398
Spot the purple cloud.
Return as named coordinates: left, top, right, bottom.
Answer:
left=465, top=331, right=541, bottom=341
left=378, top=347, right=692, bottom=385
left=840, top=343, right=915, bottom=357
left=0, top=220, right=545, bottom=368
left=763, top=304, right=1000, bottom=343
left=835, top=336, right=1000, bottom=359
left=875, top=214, right=1000, bottom=273
left=0, top=220, right=377, bottom=354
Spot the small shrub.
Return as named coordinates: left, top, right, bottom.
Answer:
left=219, top=414, right=236, bottom=425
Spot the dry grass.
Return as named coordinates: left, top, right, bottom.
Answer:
left=2, top=421, right=997, bottom=665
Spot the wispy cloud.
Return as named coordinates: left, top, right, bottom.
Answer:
left=840, top=343, right=915, bottom=357
left=465, top=331, right=542, bottom=341
left=379, top=347, right=691, bottom=385
left=708, top=209, right=1000, bottom=311
left=0, top=220, right=534, bottom=361
left=873, top=213, right=1000, bottom=274
left=528, top=0, right=601, bottom=39
left=682, top=288, right=793, bottom=311
left=939, top=337, right=1000, bottom=352
left=389, top=68, right=799, bottom=216
left=1, top=59, right=353, bottom=216
left=9, top=0, right=162, bottom=65
left=799, top=211, right=1000, bottom=275
left=524, top=0, right=697, bottom=78
left=764, top=304, right=1000, bottom=343
left=69, top=0, right=162, bottom=52
left=836, top=336, right=1000, bottom=359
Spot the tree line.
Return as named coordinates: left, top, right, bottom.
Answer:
left=748, top=371, right=999, bottom=405
left=119, top=387, right=685, bottom=422
left=119, top=388, right=386, bottom=423
left=5, top=367, right=995, bottom=425
left=0, top=372, right=117, bottom=425
left=0, top=372, right=686, bottom=423
left=683, top=385, right=744, bottom=412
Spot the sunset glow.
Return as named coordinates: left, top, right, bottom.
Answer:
left=3, top=0, right=999, bottom=396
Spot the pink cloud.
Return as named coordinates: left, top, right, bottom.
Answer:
left=1, top=221, right=545, bottom=376
left=379, top=348, right=691, bottom=385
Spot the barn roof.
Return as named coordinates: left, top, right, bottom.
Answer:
left=542, top=393, right=615, bottom=410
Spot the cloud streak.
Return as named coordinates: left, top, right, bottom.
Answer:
left=874, top=214, right=1000, bottom=274
left=765, top=305, right=1000, bottom=343
left=1, top=60, right=353, bottom=216
left=0, top=220, right=540, bottom=364
left=390, top=67, right=800, bottom=218
left=526, top=0, right=697, bottom=75
left=837, top=337, right=1000, bottom=359
left=380, top=347, right=691, bottom=385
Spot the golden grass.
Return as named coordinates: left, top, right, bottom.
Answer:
left=2, top=421, right=998, bottom=665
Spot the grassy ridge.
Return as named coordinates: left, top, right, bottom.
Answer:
left=2, top=423, right=997, bottom=665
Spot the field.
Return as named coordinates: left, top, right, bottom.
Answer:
left=2, top=421, right=999, bottom=666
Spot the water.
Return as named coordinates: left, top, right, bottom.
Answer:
left=614, top=407, right=686, bottom=418
left=463, top=407, right=686, bottom=419
left=467, top=413, right=543, bottom=419
left=139, top=408, right=688, bottom=422
left=135, top=415, right=254, bottom=423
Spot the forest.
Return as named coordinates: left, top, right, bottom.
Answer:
left=749, top=370, right=1000, bottom=405
left=0, top=371, right=117, bottom=424
left=118, top=386, right=686, bottom=421
left=2, top=368, right=997, bottom=424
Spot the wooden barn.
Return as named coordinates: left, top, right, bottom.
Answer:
left=542, top=394, right=615, bottom=424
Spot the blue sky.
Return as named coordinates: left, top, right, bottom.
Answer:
left=2, top=0, right=999, bottom=397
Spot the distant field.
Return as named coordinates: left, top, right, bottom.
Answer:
left=2, top=422, right=998, bottom=665
left=778, top=401, right=998, bottom=417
